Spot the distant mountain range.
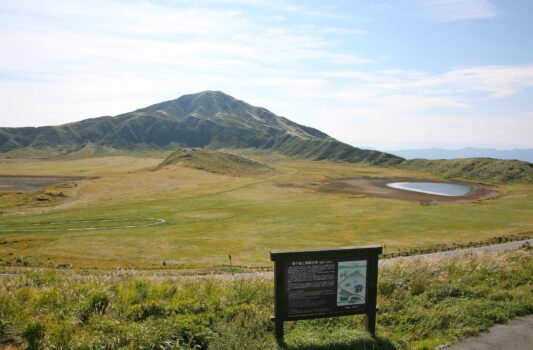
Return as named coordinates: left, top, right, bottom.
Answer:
left=391, top=148, right=533, bottom=164
left=0, top=91, right=401, bottom=166
left=400, top=158, right=533, bottom=184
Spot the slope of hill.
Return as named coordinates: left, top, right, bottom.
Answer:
left=156, top=148, right=273, bottom=176
left=401, top=158, right=533, bottom=184
left=0, top=91, right=402, bottom=166
left=391, top=147, right=533, bottom=164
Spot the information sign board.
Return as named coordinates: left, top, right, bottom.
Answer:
left=270, top=245, right=382, bottom=343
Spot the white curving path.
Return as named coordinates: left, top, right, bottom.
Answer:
left=0, top=217, right=166, bottom=233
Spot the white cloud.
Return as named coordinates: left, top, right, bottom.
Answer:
left=313, top=64, right=533, bottom=110
left=0, top=1, right=369, bottom=75
left=366, top=65, right=533, bottom=99
left=0, top=0, right=372, bottom=126
left=420, top=0, right=496, bottom=22
left=284, top=65, right=533, bottom=148
left=0, top=0, right=531, bottom=149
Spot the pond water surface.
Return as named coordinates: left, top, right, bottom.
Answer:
left=386, top=182, right=471, bottom=197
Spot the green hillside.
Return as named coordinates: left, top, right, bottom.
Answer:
left=401, top=158, right=533, bottom=184
left=157, top=148, right=273, bottom=176
left=0, top=91, right=402, bottom=166
left=269, top=134, right=401, bottom=165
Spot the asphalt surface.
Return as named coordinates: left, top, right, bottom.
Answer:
left=446, top=315, right=533, bottom=350
left=379, top=239, right=532, bottom=267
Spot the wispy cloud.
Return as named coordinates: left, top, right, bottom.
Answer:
left=316, top=64, right=533, bottom=106
left=294, top=65, right=533, bottom=148
left=0, top=0, right=369, bottom=77
left=369, top=65, right=533, bottom=98
left=0, top=0, right=369, bottom=122
left=0, top=0, right=531, bottom=149
left=420, top=0, right=497, bottom=22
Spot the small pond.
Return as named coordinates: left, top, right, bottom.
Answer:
left=386, top=182, right=471, bottom=197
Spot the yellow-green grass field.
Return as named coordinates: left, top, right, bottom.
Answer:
left=1, top=154, right=532, bottom=270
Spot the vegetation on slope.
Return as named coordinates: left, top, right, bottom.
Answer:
left=0, top=91, right=403, bottom=166
left=0, top=249, right=531, bottom=349
left=157, top=148, right=273, bottom=177
left=401, top=158, right=533, bottom=184
left=270, top=134, right=402, bottom=165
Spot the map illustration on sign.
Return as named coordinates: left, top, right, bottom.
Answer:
left=337, top=260, right=367, bottom=306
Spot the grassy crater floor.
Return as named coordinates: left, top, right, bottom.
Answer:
left=0, top=248, right=532, bottom=350
left=1, top=156, right=533, bottom=270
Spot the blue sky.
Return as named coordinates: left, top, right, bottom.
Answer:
left=0, top=0, right=532, bottom=149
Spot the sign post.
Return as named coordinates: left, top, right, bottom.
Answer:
left=270, top=245, right=382, bottom=345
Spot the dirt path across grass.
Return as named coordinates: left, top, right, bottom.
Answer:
left=445, top=315, right=533, bottom=350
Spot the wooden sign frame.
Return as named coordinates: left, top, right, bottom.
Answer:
left=270, top=245, right=382, bottom=344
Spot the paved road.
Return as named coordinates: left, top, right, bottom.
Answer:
left=382, top=239, right=533, bottom=350
left=379, top=239, right=532, bottom=267
left=446, top=315, right=533, bottom=350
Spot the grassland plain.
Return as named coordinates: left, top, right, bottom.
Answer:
left=0, top=249, right=531, bottom=349
left=0, top=154, right=533, bottom=269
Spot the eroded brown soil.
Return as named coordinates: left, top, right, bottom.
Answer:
left=286, top=177, right=499, bottom=204
left=0, top=175, right=89, bottom=193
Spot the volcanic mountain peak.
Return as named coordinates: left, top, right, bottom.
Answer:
left=136, top=90, right=235, bottom=118
left=129, top=90, right=330, bottom=140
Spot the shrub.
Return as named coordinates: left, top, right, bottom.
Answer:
left=23, top=271, right=61, bottom=287
left=125, top=302, right=170, bottom=321
left=0, top=318, right=10, bottom=339
left=45, top=320, right=75, bottom=348
left=409, top=270, right=431, bottom=295
left=116, top=280, right=149, bottom=305
left=79, top=290, right=111, bottom=322
left=426, top=284, right=464, bottom=303
left=90, top=291, right=111, bottom=315
left=221, top=303, right=257, bottom=320
left=209, top=313, right=274, bottom=350
left=378, top=277, right=397, bottom=297
left=172, top=314, right=212, bottom=349
left=22, top=320, right=45, bottom=350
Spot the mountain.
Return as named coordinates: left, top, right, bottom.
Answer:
left=391, top=148, right=533, bottom=164
left=2, top=91, right=532, bottom=183
left=157, top=148, right=273, bottom=177
left=401, top=158, right=533, bottom=184
left=0, top=91, right=402, bottom=165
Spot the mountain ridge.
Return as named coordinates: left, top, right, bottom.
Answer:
left=390, top=147, right=533, bottom=164
left=401, top=158, right=533, bottom=184
left=0, top=91, right=402, bottom=165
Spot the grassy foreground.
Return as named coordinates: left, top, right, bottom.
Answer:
left=1, top=248, right=531, bottom=350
